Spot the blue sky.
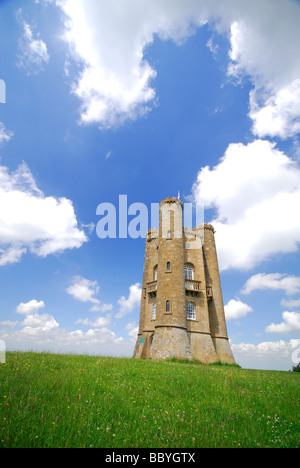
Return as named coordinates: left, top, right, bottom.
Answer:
left=1, top=0, right=300, bottom=370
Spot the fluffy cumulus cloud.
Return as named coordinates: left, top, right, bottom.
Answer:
left=16, top=299, right=46, bottom=315
left=232, top=339, right=299, bottom=370
left=266, top=311, right=300, bottom=334
left=117, top=283, right=142, bottom=318
left=66, top=276, right=113, bottom=312
left=57, top=0, right=204, bottom=127
left=0, top=123, right=14, bottom=145
left=225, top=2, right=300, bottom=139
left=66, top=276, right=100, bottom=304
left=0, top=161, right=88, bottom=266
left=242, top=273, right=300, bottom=296
left=53, top=0, right=300, bottom=136
left=1, top=320, right=133, bottom=357
left=15, top=299, right=59, bottom=336
left=224, top=299, right=253, bottom=320
left=192, top=140, right=300, bottom=270
left=0, top=299, right=134, bottom=356
left=250, top=80, right=300, bottom=139
left=16, top=8, right=49, bottom=75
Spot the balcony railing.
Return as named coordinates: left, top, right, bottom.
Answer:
left=185, top=279, right=201, bottom=291
left=147, top=279, right=202, bottom=294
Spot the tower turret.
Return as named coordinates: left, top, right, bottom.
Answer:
left=150, top=198, right=192, bottom=360
left=202, top=225, right=235, bottom=364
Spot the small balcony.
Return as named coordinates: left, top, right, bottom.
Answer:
left=185, top=279, right=201, bottom=292
left=147, top=280, right=157, bottom=295
left=147, top=279, right=202, bottom=295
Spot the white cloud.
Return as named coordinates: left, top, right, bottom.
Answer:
left=66, top=276, right=113, bottom=312
left=192, top=139, right=300, bottom=270
left=242, top=273, right=300, bottom=296
left=16, top=299, right=45, bottom=315
left=54, top=0, right=300, bottom=136
left=117, top=283, right=141, bottom=318
left=0, top=321, right=18, bottom=329
left=281, top=298, right=300, bottom=309
left=90, top=303, right=113, bottom=313
left=22, top=313, right=59, bottom=335
left=232, top=338, right=299, bottom=370
left=16, top=8, right=49, bottom=75
left=125, top=321, right=139, bottom=339
left=225, top=3, right=300, bottom=139
left=0, top=161, right=88, bottom=266
left=75, top=316, right=111, bottom=328
left=250, top=80, right=300, bottom=139
left=55, top=0, right=206, bottom=127
left=15, top=299, right=59, bottom=336
left=0, top=247, right=27, bottom=267
left=1, top=300, right=134, bottom=357
left=224, top=299, right=253, bottom=320
left=66, top=276, right=100, bottom=304
left=0, top=123, right=14, bottom=145
left=266, top=311, right=300, bottom=334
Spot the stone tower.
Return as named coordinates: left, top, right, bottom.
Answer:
left=133, top=197, right=235, bottom=364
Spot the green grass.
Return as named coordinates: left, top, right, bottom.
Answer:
left=0, top=352, right=299, bottom=448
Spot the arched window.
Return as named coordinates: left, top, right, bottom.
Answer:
left=166, top=262, right=171, bottom=271
left=187, top=302, right=196, bottom=320
left=166, top=300, right=170, bottom=312
left=154, top=265, right=158, bottom=281
left=152, top=302, right=157, bottom=320
left=185, top=264, right=194, bottom=280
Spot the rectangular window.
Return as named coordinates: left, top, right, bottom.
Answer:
left=187, top=302, right=196, bottom=320
left=185, top=265, right=194, bottom=280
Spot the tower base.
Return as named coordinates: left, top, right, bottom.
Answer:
left=212, top=337, right=236, bottom=364
left=188, top=332, right=218, bottom=364
left=149, top=327, right=192, bottom=361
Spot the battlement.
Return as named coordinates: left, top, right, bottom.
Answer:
left=185, top=223, right=215, bottom=233
left=146, top=228, right=159, bottom=242
left=160, top=197, right=183, bottom=208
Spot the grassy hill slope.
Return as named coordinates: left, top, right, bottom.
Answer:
left=0, top=352, right=299, bottom=448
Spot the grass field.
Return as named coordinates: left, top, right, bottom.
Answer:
left=0, top=352, right=299, bottom=448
